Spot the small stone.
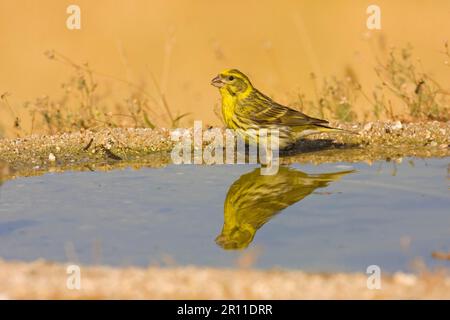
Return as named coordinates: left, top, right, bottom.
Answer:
left=391, top=121, right=403, bottom=130
left=363, top=123, right=373, bottom=131
left=48, top=153, right=56, bottom=162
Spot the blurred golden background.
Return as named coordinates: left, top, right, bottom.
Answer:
left=0, top=0, right=449, bottom=137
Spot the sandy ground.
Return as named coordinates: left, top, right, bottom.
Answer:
left=0, top=259, right=449, bottom=299
left=0, top=121, right=449, bottom=180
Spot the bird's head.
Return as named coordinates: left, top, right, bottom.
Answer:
left=215, top=225, right=254, bottom=250
left=211, top=69, right=253, bottom=97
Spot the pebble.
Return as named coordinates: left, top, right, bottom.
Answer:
left=391, top=121, right=403, bottom=130
left=362, top=123, right=373, bottom=132
left=48, top=153, right=56, bottom=162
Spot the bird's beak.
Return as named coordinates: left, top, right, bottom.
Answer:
left=211, top=75, right=224, bottom=88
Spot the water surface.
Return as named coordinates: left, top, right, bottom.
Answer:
left=0, top=157, right=448, bottom=273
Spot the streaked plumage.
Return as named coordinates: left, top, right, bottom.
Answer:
left=211, top=69, right=347, bottom=149
left=215, top=167, right=354, bottom=250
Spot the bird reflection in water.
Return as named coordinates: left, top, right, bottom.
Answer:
left=215, top=166, right=354, bottom=250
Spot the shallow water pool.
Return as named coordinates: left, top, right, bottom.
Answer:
left=0, top=157, right=448, bottom=273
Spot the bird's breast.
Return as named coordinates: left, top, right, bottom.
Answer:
left=221, top=94, right=237, bottom=128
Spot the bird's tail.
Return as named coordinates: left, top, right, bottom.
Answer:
left=294, top=124, right=358, bottom=138
left=316, top=124, right=359, bottom=135
left=309, top=169, right=356, bottom=181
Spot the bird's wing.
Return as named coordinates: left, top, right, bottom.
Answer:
left=236, top=91, right=328, bottom=127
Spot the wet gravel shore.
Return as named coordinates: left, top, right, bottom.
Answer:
left=0, top=121, right=448, bottom=179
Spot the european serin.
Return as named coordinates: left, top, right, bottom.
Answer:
left=211, top=69, right=348, bottom=149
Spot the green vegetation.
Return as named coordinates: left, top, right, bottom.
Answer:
left=0, top=50, right=188, bottom=138
left=291, top=44, right=450, bottom=122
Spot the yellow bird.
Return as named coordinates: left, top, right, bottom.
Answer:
left=211, top=69, right=347, bottom=149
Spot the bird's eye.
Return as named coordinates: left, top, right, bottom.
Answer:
left=228, top=76, right=234, bottom=81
